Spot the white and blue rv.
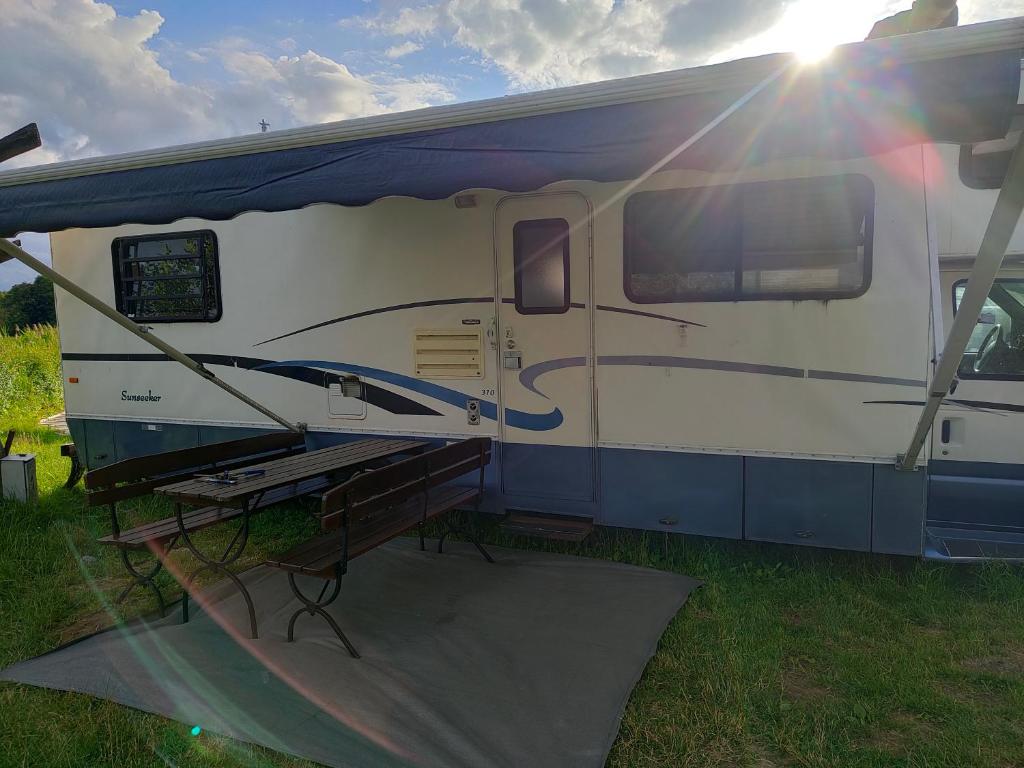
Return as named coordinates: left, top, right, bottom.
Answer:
left=2, top=19, right=1024, bottom=560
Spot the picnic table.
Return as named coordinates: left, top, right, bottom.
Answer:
left=155, top=437, right=428, bottom=638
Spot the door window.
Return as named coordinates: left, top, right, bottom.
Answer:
left=513, top=218, right=570, bottom=314
left=954, top=279, right=1024, bottom=378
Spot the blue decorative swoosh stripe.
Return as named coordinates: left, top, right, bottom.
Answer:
left=261, top=360, right=564, bottom=431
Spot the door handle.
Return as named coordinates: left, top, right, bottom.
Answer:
left=941, top=419, right=951, bottom=445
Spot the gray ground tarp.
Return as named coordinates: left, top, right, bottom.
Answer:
left=2, top=539, right=699, bottom=768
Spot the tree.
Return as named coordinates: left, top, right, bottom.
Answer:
left=0, top=276, right=56, bottom=333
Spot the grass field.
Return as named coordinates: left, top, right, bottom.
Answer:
left=0, top=325, right=63, bottom=429
left=1, top=328, right=1023, bottom=767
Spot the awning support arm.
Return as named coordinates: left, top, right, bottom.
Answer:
left=0, top=238, right=303, bottom=434
left=897, top=137, right=1024, bottom=470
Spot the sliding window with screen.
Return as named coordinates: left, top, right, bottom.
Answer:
left=111, top=230, right=222, bottom=323
left=623, top=175, right=874, bottom=303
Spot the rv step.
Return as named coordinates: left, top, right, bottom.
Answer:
left=501, top=512, right=594, bottom=543
left=924, top=525, right=1024, bottom=562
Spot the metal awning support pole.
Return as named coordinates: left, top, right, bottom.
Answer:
left=0, top=238, right=303, bottom=434
left=898, top=138, right=1024, bottom=470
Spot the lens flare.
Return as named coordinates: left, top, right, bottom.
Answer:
left=796, top=42, right=835, bottom=64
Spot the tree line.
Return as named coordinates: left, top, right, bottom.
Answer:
left=0, top=276, right=56, bottom=333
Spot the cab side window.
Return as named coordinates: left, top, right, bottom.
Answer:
left=954, top=279, right=1024, bottom=379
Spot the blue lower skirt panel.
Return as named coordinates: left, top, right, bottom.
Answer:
left=928, top=460, right=1024, bottom=533
left=598, top=448, right=743, bottom=539
left=67, top=417, right=932, bottom=555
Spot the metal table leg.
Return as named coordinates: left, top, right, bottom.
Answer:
left=285, top=565, right=359, bottom=658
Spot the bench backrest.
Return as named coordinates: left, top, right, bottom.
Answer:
left=321, top=437, right=491, bottom=530
left=84, top=431, right=306, bottom=506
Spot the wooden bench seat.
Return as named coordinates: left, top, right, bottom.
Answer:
left=268, top=485, right=478, bottom=576
left=267, top=437, right=492, bottom=656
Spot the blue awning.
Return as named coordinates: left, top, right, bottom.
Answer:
left=0, top=46, right=1020, bottom=237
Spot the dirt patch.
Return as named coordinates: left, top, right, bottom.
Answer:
left=912, top=623, right=948, bottom=640
left=782, top=665, right=830, bottom=703
left=860, top=711, right=935, bottom=755
left=751, top=743, right=793, bottom=768
left=961, top=648, right=1024, bottom=678
left=58, top=608, right=117, bottom=644
left=783, top=610, right=805, bottom=627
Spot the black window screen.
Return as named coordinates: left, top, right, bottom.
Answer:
left=514, top=218, right=570, bottom=314
left=112, top=231, right=222, bottom=322
left=624, top=175, right=874, bottom=303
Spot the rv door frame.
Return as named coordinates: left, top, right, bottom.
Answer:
left=899, top=137, right=1024, bottom=470
left=492, top=190, right=600, bottom=504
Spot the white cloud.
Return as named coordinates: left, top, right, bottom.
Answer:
left=0, top=0, right=453, bottom=165
left=360, top=0, right=1024, bottom=89
left=360, top=0, right=797, bottom=88
left=385, top=41, right=424, bottom=58
left=378, top=5, right=438, bottom=36
left=1, top=233, right=51, bottom=291
left=0, top=0, right=454, bottom=288
left=0, top=0, right=218, bottom=159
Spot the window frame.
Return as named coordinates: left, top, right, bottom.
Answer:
left=622, top=174, right=875, bottom=305
left=513, top=217, right=571, bottom=316
left=958, top=143, right=1014, bottom=191
left=111, top=230, right=223, bottom=324
left=951, top=277, right=1024, bottom=382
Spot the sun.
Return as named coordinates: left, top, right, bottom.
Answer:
left=795, top=41, right=836, bottom=64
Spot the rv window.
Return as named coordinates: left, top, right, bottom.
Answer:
left=953, top=279, right=1024, bottom=379
left=513, top=218, right=570, bottom=314
left=111, top=231, right=221, bottom=323
left=623, top=175, right=874, bottom=303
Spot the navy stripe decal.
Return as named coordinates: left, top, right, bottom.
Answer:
left=254, top=297, right=495, bottom=347
left=595, top=305, right=706, bottom=328
left=598, top=355, right=805, bottom=378
left=257, top=298, right=705, bottom=347
left=866, top=399, right=1024, bottom=414
left=809, top=370, right=927, bottom=388
left=61, top=353, right=441, bottom=416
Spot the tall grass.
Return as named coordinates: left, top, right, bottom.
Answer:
left=0, top=325, right=63, bottom=428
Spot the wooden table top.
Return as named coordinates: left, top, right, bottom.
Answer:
left=154, top=437, right=428, bottom=506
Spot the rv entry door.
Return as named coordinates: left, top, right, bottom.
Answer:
left=494, top=192, right=596, bottom=507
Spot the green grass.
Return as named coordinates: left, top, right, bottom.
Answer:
left=0, top=325, right=64, bottom=429
left=1, top=329, right=1023, bottom=767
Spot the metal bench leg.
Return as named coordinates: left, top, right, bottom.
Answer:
left=177, top=501, right=260, bottom=639
left=438, top=508, right=494, bottom=563
left=285, top=567, right=359, bottom=658
left=115, top=545, right=172, bottom=617
left=112, top=535, right=178, bottom=618
left=64, top=451, right=84, bottom=489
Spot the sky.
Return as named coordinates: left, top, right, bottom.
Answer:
left=2, top=0, right=1024, bottom=289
